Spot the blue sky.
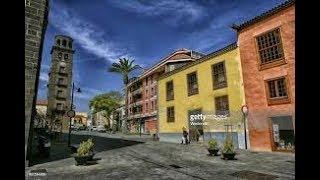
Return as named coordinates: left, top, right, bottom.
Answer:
left=37, top=0, right=286, bottom=112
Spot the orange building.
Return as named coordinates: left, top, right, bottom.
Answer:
left=232, top=0, right=295, bottom=152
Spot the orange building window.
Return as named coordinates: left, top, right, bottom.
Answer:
left=265, top=77, right=290, bottom=105
left=256, top=28, right=285, bottom=70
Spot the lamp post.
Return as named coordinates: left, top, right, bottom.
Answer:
left=241, top=105, right=249, bottom=149
left=67, top=82, right=81, bottom=147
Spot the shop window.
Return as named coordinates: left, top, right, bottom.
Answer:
left=271, top=116, right=295, bottom=151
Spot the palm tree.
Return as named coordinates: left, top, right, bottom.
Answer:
left=108, top=58, right=141, bottom=133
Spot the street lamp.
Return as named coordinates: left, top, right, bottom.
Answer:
left=241, top=105, right=249, bottom=149
left=68, top=82, right=81, bottom=147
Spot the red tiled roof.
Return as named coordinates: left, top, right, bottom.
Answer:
left=128, top=49, right=205, bottom=85
left=159, top=42, right=238, bottom=80
left=36, top=100, right=48, bottom=105
left=232, top=0, right=295, bottom=31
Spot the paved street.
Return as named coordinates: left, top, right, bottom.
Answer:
left=26, top=131, right=295, bottom=180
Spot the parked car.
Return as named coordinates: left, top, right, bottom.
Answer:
left=89, top=126, right=97, bottom=131
left=97, top=125, right=106, bottom=132
left=78, top=125, right=86, bottom=131
left=71, top=125, right=75, bottom=131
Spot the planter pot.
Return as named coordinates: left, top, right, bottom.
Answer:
left=222, top=153, right=236, bottom=160
left=74, top=153, right=94, bottom=166
left=207, top=148, right=219, bottom=156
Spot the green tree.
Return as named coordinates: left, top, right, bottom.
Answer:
left=89, top=91, right=123, bottom=128
left=108, top=58, right=141, bottom=133
left=34, top=111, right=48, bottom=128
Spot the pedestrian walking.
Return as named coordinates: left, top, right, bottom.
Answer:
left=181, top=127, right=189, bottom=144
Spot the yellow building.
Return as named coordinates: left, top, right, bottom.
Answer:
left=36, top=100, right=48, bottom=115
left=73, top=112, right=88, bottom=127
left=157, top=43, right=247, bottom=148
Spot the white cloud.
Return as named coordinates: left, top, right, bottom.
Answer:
left=49, top=4, right=129, bottom=64
left=41, top=64, right=50, bottom=71
left=110, top=0, right=206, bottom=25
left=39, top=72, right=48, bottom=82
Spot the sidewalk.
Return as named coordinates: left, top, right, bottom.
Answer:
left=72, top=131, right=156, bottom=142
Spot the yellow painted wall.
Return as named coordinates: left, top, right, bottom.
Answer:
left=158, top=47, right=245, bottom=134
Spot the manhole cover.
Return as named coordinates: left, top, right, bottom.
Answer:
left=230, top=170, right=278, bottom=180
left=169, top=164, right=182, bottom=169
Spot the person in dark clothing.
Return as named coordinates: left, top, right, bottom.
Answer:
left=181, top=127, right=189, bottom=144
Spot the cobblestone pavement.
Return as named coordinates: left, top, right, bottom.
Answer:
left=26, top=132, right=295, bottom=180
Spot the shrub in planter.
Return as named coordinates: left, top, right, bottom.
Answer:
left=207, top=139, right=219, bottom=156
left=74, top=138, right=95, bottom=165
left=222, top=139, right=236, bottom=160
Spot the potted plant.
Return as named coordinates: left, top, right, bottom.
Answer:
left=207, top=139, right=219, bottom=156
left=222, top=139, right=236, bottom=160
left=73, top=138, right=95, bottom=165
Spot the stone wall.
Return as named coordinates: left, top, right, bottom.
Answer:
left=25, top=0, right=49, bottom=164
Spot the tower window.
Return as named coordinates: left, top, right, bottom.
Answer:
left=68, top=42, right=72, bottom=48
left=58, top=78, right=64, bottom=85
left=57, top=39, right=61, bottom=46
left=57, top=90, right=63, bottom=96
left=64, top=54, right=68, bottom=60
left=59, top=66, right=66, bottom=73
left=62, top=40, right=67, bottom=47
left=56, top=103, right=63, bottom=110
left=58, top=52, right=62, bottom=59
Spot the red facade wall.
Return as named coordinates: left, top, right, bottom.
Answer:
left=237, top=5, right=295, bottom=151
left=145, top=118, right=157, bottom=133
left=127, top=50, right=196, bottom=134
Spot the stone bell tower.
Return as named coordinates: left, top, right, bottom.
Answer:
left=47, top=35, right=75, bottom=133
